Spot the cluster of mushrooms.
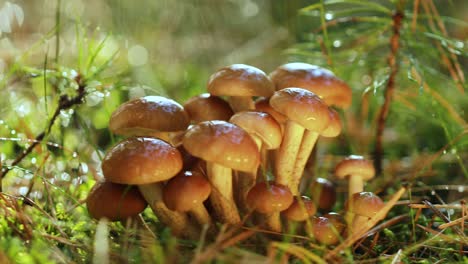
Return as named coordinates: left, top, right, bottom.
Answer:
left=86, top=62, right=385, bottom=245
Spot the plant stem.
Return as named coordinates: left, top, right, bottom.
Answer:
left=373, top=4, right=404, bottom=175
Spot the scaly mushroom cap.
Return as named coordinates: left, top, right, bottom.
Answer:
left=282, top=195, right=316, bottom=221
left=320, top=108, right=342, bottom=138
left=183, top=93, right=234, bottom=123
left=269, top=88, right=331, bottom=133
left=347, top=192, right=384, bottom=218
left=246, top=181, right=293, bottom=214
left=269, top=62, right=352, bottom=109
left=163, top=171, right=211, bottom=212
left=86, top=181, right=147, bottom=221
left=102, top=137, right=183, bottom=185
left=335, top=155, right=375, bottom=181
left=182, top=120, right=260, bottom=173
left=207, top=64, right=274, bottom=97
left=229, top=111, right=282, bottom=149
left=109, top=95, right=190, bottom=136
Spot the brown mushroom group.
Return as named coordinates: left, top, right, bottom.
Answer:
left=85, top=62, right=387, bottom=245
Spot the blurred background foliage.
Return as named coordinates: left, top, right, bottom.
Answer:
left=0, top=0, right=466, bottom=262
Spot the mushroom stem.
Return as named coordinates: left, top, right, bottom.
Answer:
left=236, top=136, right=262, bottom=213
left=206, top=162, right=241, bottom=224
left=263, top=212, right=282, bottom=233
left=350, top=215, right=369, bottom=235
left=190, top=205, right=213, bottom=227
left=290, top=131, right=320, bottom=195
left=348, top=175, right=364, bottom=198
left=275, top=121, right=305, bottom=186
left=228, top=97, right=255, bottom=112
left=138, top=183, right=198, bottom=238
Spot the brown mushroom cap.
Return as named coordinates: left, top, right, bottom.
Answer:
left=309, top=213, right=346, bottom=245
left=347, top=192, right=384, bottom=218
left=229, top=111, right=282, bottom=149
left=269, top=62, right=352, bottom=109
left=183, top=93, right=234, bottom=123
left=102, top=137, right=183, bottom=185
left=109, top=95, right=190, bottom=136
left=163, top=171, right=211, bottom=212
left=269, top=88, right=331, bottom=133
left=86, top=181, right=147, bottom=221
left=320, top=108, right=342, bottom=138
left=182, top=120, right=260, bottom=173
left=255, top=97, right=287, bottom=124
left=207, top=64, right=274, bottom=97
left=246, top=181, right=293, bottom=214
left=310, top=178, right=337, bottom=211
left=282, top=195, right=316, bottom=221
left=335, top=155, right=375, bottom=181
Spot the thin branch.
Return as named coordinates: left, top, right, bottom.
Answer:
left=0, top=74, right=86, bottom=191
left=373, top=4, right=404, bottom=175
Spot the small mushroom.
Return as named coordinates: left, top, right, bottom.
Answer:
left=310, top=178, right=337, bottom=212
left=282, top=195, right=316, bottom=222
left=307, top=212, right=346, bottom=245
left=86, top=181, right=147, bottom=222
left=163, top=170, right=212, bottom=228
left=208, top=64, right=275, bottom=112
left=346, top=192, right=384, bottom=235
left=246, top=181, right=293, bottom=232
left=335, top=155, right=375, bottom=198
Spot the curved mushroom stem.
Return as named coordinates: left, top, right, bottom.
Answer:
left=275, top=121, right=305, bottom=186
left=290, top=131, right=320, bottom=195
left=348, top=175, right=364, bottom=198
left=138, top=183, right=199, bottom=238
left=207, top=162, right=241, bottom=224
left=190, top=205, right=213, bottom=227
left=228, top=97, right=255, bottom=112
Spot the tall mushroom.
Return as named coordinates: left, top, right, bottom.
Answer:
left=269, top=88, right=330, bottom=194
left=182, top=120, right=260, bottom=224
left=335, top=155, right=375, bottom=198
left=229, top=111, right=282, bottom=211
left=102, top=137, right=197, bottom=238
left=207, top=64, right=275, bottom=112
left=109, top=95, right=190, bottom=145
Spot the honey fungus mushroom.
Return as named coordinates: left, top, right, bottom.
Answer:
left=182, top=120, right=260, bottom=224
left=163, top=170, right=212, bottom=227
left=102, top=137, right=197, bottom=238
left=207, top=64, right=275, bottom=112
left=335, top=155, right=375, bottom=198
left=86, top=181, right=147, bottom=222
left=109, top=95, right=190, bottom=145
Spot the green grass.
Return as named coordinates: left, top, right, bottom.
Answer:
left=0, top=0, right=467, bottom=263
